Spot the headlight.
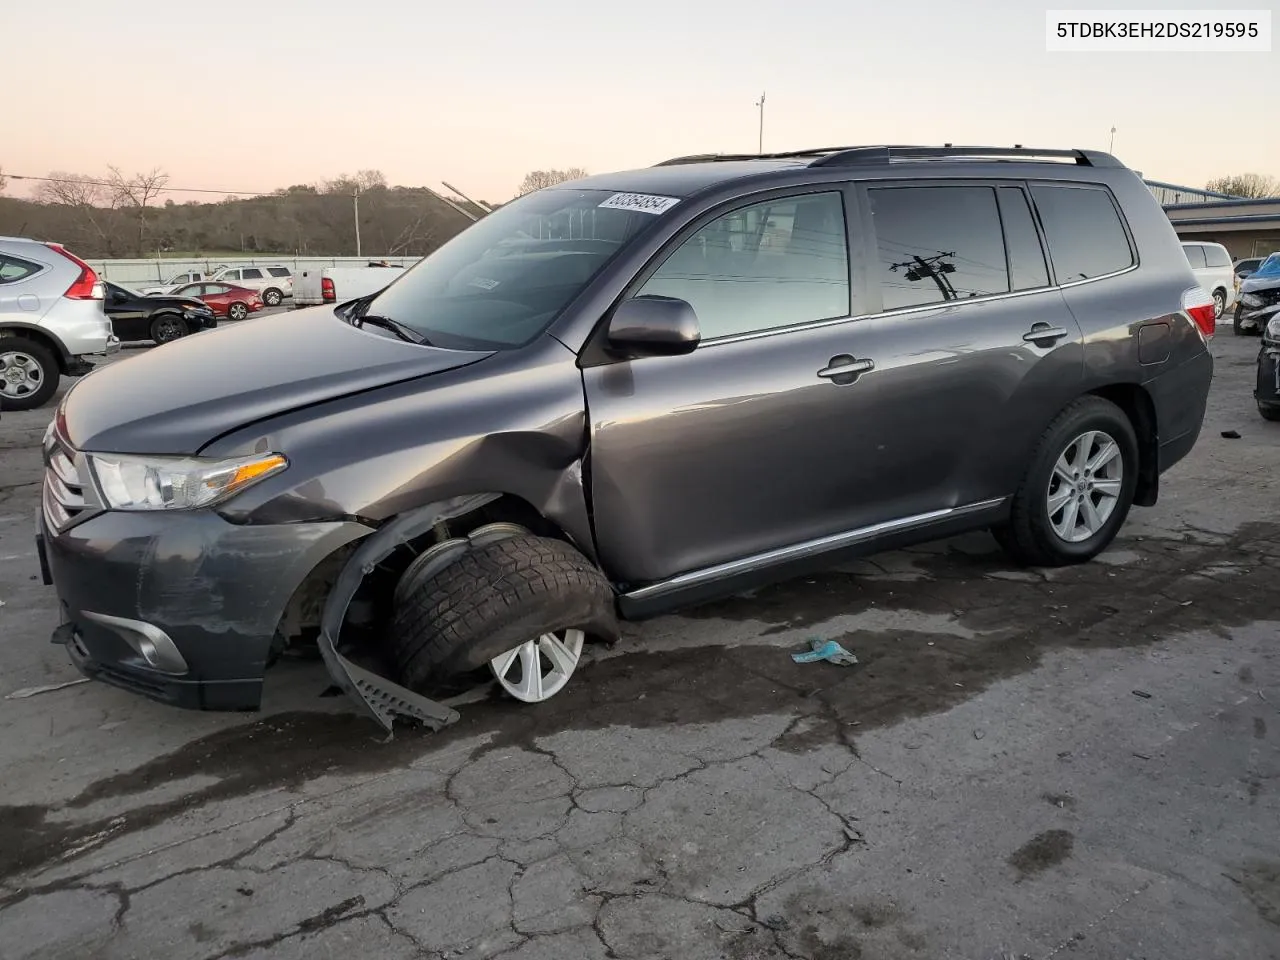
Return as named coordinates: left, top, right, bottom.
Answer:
left=1242, top=294, right=1262, bottom=307
left=88, top=452, right=288, bottom=510
left=1268, top=316, right=1280, bottom=340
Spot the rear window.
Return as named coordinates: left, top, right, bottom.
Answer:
left=241, top=268, right=264, bottom=280
left=1030, top=184, right=1134, bottom=283
left=1204, top=245, right=1231, bottom=268
left=267, top=267, right=291, bottom=277
left=0, top=254, right=42, bottom=283
left=1183, top=245, right=1207, bottom=268
left=868, top=185, right=1009, bottom=310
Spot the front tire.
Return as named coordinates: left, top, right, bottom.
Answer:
left=0, top=336, right=59, bottom=411
left=388, top=533, right=617, bottom=701
left=263, top=288, right=283, bottom=307
left=994, top=396, right=1139, bottom=567
left=1259, top=402, right=1280, bottom=422
left=228, top=302, right=249, bottom=321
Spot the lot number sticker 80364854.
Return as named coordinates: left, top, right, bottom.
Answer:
left=598, top=193, right=682, bottom=215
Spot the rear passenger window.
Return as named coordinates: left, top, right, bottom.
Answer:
left=241, top=268, right=263, bottom=280
left=868, top=185, right=1009, bottom=310
left=267, top=267, right=291, bottom=277
left=1031, top=184, right=1134, bottom=282
left=1204, top=245, right=1231, bottom=268
left=0, top=255, right=41, bottom=283
left=638, top=191, right=850, bottom=339
left=997, top=187, right=1050, bottom=290
left=1183, top=245, right=1207, bottom=268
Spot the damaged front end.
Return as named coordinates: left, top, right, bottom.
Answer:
left=1236, top=280, right=1280, bottom=335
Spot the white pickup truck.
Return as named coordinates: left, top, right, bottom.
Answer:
left=292, top=263, right=409, bottom=308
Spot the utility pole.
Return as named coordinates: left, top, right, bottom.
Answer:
left=1109, top=126, right=1117, bottom=152
left=353, top=187, right=362, bottom=257
left=755, top=91, right=766, bottom=154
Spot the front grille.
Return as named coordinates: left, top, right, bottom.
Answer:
left=42, top=426, right=88, bottom=533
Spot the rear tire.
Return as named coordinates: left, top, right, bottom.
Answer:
left=1213, top=288, right=1226, bottom=319
left=388, top=533, right=617, bottom=700
left=1259, top=402, right=1280, bottom=422
left=263, top=288, right=283, bottom=307
left=0, top=336, right=59, bottom=411
left=228, top=302, right=249, bottom=321
left=993, top=396, right=1139, bottom=568
left=150, top=313, right=189, bottom=344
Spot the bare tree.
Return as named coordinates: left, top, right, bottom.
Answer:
left=1205, top=173, right=1279, bottom=199
left=517, top=168, right=589, bottom=196
left=0, top=166, right=7, bottom=194
left=107, top=166, right=170, bottom=255
left=36, top=171, right=119, bottom=251
left=323, top=169, right=387, bottom=195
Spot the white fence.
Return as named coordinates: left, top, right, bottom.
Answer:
left=86, top=256, right=424, bottom=285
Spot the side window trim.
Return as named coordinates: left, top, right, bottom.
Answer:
left=1026, top=179, right=1138, bottom=288
left=617, top=184, right=863, bottom=347
left=994, top=182, right=1054, bottom=291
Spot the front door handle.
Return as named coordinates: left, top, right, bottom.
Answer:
left=817, top=355, right=875, bottom=383
left=1023, top=324, right=1070, bottom=345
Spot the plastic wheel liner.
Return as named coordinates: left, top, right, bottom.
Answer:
left=317, top=492, right=502, bottom=736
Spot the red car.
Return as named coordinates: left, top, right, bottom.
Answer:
left=167, top=281, right=265, bottom=321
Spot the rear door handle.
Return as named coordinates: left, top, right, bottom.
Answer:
left=1023, top=324, right=1070, bottom=344
left=817, top=356, right=875, bottom=381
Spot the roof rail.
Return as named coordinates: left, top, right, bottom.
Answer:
left=808, top=145, right=1123, bottom=168
left=653, top=147, right=855, bottom=166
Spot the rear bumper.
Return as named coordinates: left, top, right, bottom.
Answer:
left=38, top=505, right=369, bottom=712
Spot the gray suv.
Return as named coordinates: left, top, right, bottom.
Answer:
left=35, top=145, right=1215, bottom=731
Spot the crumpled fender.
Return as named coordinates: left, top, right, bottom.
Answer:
left=318, top=493, right=501, bottom=735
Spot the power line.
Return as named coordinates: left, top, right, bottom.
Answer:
left=5, top=173, right=272, bottom=197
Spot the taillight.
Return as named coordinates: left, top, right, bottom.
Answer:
left=1182, top=286, right=1216, bottom=340
left=321, top=277, right=335, bottom=303
left=46, top=242, right=103, bottom=300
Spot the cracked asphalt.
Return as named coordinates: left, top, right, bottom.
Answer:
left=1, top=334, right=1278, bottom=959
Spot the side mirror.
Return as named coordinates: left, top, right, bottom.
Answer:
left=111, top=288, right=128, bottom=303
left=606, top=295, right=700, bottom=358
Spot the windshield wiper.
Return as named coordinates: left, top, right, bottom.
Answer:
left=353, top=313, right=429, bottom=345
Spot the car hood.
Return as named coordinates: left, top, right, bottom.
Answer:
left=1241, top=273, right=1280, bottom=295
left=60, top=306, right=494, bottom=454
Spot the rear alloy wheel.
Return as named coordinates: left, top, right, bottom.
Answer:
left=0, top=336, right=59, bottom=411
left=228, top=302, right=249, bottom=321
left=1213, top=289, right=1226, bottom=319
left=263, top=288, right=283, bottom=307
left=993, top=396, right=1138, bottom=567
left=150, top=314, right=189, bottom=344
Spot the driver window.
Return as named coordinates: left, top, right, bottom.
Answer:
left=637, top=191, right=850, bottom=340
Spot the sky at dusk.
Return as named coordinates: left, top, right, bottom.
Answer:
left=5, top=0, right=1277, bottom=203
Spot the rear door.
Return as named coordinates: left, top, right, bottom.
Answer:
left=853, top=179, right=1086, bottom=513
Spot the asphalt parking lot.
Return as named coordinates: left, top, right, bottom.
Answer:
left=1, top=328, right=1278, bottom=960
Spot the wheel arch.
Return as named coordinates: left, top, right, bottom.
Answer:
left=0, top=322, right=72, bottom=373
left=1086, top=382, right=1158, bottom=507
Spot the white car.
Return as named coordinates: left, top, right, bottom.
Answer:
left=1181, top=242, right=1235, bottom=318
left=208, top=265, right=294, bottom=306
left=139, top=270, right=209, bottom=296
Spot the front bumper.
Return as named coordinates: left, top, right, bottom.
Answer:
left=37, top=505, right=368, bottom=711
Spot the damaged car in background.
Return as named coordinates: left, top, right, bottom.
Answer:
left=1234, top=252, right=1280, bottom=336
left=35, top=144, right=1214, bottom=733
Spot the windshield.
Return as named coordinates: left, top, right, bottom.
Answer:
left=111, top=281, right=146, bottom=298
left=1254, top=254, right=1280, bottom=279
left=361, top=187, right=674, bottom=349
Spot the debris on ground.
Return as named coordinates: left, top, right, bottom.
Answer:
left=1132, top=689, right=1153, bottom=699
left=6, top=678, right=90, bottom=700
left=1222, top=430, right=1242, bottom=439
left=791, top=638, right=859, bottom=666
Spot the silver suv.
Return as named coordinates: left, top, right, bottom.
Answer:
left=0, top=237, right=118, bottom=410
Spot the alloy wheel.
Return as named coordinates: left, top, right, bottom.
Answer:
left=0, top=351, right=43, bottom=401
left=489, top=629, right=585, bottom=703
left=1046, top=430, right=1123, bottom=543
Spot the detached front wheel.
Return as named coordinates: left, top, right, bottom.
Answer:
left=388, top=533, right=617, bottom=702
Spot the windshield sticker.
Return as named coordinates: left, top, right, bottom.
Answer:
left=598, top=193, right=681, bottom=215
left=469, top=276, right=500, bottom=291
